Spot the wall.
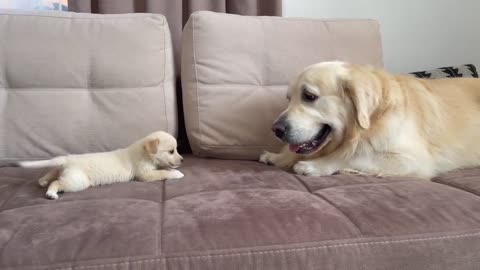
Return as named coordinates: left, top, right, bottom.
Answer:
left=283, top=0, right=480, bottom=73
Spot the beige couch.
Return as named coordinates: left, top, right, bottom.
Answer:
left=1, top=10, right=479, bottom=270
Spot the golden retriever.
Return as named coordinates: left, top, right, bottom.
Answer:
left=260, top=61, right=480, bottom=179
left=18, top=131, right=184, bottom=199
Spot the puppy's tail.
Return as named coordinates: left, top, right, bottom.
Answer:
left=17, top=156, right=67, bottom=168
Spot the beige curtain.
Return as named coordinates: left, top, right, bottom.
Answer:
left=68, top=0, right=282, bottom=69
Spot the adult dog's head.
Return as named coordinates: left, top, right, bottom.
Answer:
left=272, top=61, right=383, bottom=156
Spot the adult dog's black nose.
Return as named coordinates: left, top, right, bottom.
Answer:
left=272, top=121, right=289, bottom=139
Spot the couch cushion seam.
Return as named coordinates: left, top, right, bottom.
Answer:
left=0, top=197, right=163, bottom=214
left=0, top=14, right=165, bottom=23
left=167, top=231, right=480, bottom=259
left=432, top=180, right=480, bottom=197
left=159, top=181, right=166, bottom=256
left=165, top=187, right=310, bottom=201
left=0, top=84, right=165, bottom=91
left=37, top=231, right=480, bottom=270
left=192, top=14, right=203, bottom=155
left=162, top=23, right=169, bottom=135
left=314, top=191, right=363, bottom=237
left=292, top=174, right=313, bottom=193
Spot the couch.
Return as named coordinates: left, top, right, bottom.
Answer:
left=1, top=9, right=479, bottom=270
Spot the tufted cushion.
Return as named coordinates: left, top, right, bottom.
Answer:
left=181, top=11, right=383, bottom=160
left=0, top=10, right=177, bottom=163
left=1, top=157, right=480, bottom=270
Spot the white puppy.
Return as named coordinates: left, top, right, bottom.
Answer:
left=18, top=131, right=184, bottom=199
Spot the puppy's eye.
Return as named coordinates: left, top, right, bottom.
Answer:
left=302, top=90, right=318, bottom=102
left=169, top=149, right=174, bottom=154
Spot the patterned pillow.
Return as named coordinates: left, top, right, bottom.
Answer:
left=410, top=64, right=478, bottom=79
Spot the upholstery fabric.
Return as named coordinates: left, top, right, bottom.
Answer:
left=0, top=9, right=176, bottom=162
left=181, top=11, right=384, bottom=159
left=1, top=156, right=480, bottom=270
left=68, top=0, right=283, bottom=155
left=410, top=64, right=479, bottom=78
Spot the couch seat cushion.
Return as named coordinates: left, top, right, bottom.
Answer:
left=1, top=156, right=479, bottom=270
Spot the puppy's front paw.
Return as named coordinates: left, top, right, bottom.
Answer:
left=46, top=190, right=59, bottom=200
left=168, top=169, right=184, bottom=180
left=259, top=151, right=275, bottom=166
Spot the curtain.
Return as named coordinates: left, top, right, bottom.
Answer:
left=68, top=0, right=282, bottom=68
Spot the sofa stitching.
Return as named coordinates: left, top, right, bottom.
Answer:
left=323, top=21, right=336, bottom=59
left=1, top=16, right=6, bottom=88
left=314, top=192, right=364, bottom=237
left=259, top=17, right=265, bottom=86
left=0, top=14, right=166, bottom=23
left=312, top=180, right=418, bottom=191
left=192, top=14, right=203, bottom=155
left=161, top=22, right=169, bottom=134
left=159, top=181, right=166, bottom=256
left=0, top=198, right=162, bottom=214
left=86, top=19, right=92, bottom=90
left=43, top=231, right=480, bottom=269
left=292, top=175, right=313, bottom=193
left=168, top=231, right=480, bottom=259
left=432, top=180, right=480, bottom=197
left=190, top=11, right=377, bottom=23
left=168, top=232, right=480, bottom=259
left=0, top=84, right=165, bottom=91
left=292, top=174, right=364, bottom=236
left=165, top=187, right=310, bottom=201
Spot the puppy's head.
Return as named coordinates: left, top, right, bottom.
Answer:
left=143, top=131, right=183, bottom=169
left=272, top=61, right=382, bottom=156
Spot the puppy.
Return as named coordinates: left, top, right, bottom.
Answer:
left=18, top=131, right=184, bottom=199
left=260, top=61, right=480, bottom=179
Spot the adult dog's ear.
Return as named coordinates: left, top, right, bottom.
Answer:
left=343, top=68, right=381, bottom=129
left=144, top=138, right=160, bottom=155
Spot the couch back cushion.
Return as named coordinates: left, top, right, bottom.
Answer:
left=182, top=11, right=383, bottom=160
left=0, top=10, right=177, bottom=162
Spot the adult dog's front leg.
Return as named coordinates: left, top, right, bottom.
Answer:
left=259, top=146, right=300, bottom=170
left=293, top=159, right=341, bottom=176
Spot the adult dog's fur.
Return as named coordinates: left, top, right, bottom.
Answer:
left=260, top=61, right=480, bottom=179
left=18, top=131, right=184, bottom=199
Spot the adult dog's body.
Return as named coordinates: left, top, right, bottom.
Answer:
left=260, top=61, right=480, bottom=179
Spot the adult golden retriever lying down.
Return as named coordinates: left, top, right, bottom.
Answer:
left=260, top=61, right=480, bottom=179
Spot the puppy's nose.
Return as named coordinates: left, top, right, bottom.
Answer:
left=180, top=157, right=184, bottom=163
left=272, top=122, right=288, bottom=139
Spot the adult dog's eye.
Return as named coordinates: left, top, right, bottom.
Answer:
left=302, top=90, right=318, bottom=102
left=169, top=149, right=174, bottom=154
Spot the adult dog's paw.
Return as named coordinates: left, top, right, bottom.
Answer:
left=259, top=151, right=276, bottom=166
left=293, top=161, right=319, bottom=176
left=293, top=161, right=336, bottom=176
left=168, top=169, right=184, bottom=180
left=336, top=168, right=368, bottom=176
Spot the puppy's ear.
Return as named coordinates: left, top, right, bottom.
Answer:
left=144, top=138, right=160, bottom=155
left=343, top=69, right=381, bottom=129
